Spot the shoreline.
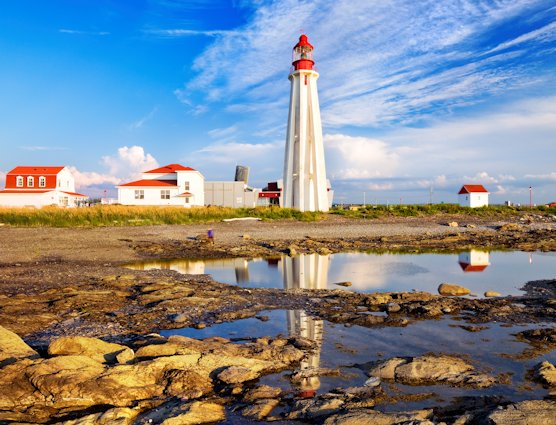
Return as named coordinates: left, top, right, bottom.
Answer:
left=1, top=215, right=555, bottom=423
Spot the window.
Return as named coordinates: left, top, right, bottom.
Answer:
left=39, top=176, right=46, bottom=187
left=16, top=176, right=23, bottom=187
left=161, top=190, right=170, bottom=200
left=27, top=176, right=34, bottom=187
left=184, top=181, right=190, bottom=191
left=185, top=197, right=189, bottom=204
left=134, top=190, right=144, bottom=200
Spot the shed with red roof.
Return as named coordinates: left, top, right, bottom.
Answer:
left=458, top=184, right=489, bottom=208
left=116, top=164, right=204, bottom=207
left=0, top=166, right=88, bottom=208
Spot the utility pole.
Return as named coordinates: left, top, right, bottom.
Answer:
left=363, top=192, right=366, bottom=207
left=529, top=186, right=532, bottom=208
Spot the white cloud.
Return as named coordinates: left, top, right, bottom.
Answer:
left=488, top=21, right=556, bottom=53
left=19, top=146, right=66, bottom=151
left=101, top=146, right=159, bottom=182
left=324, top=133, right=399, bottom=180
left=67, top=166, right=121, bottom=189
left=180, top=0, right=553, bottom=130
left=59, top=29, right=110, bottom=36
left=208, top=125, right=238, bottom=140
left=128, top=107, right=158, bottom=130
left=145, top=29, right=240, bottom=37
left=524, top=172, right=556, bottom=182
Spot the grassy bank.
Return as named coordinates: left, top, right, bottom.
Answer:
left=0, top=204, right=553, bottom=227
left=0, top=205, right=321, bottom=227
left=330, top=203, right=555, bottom=219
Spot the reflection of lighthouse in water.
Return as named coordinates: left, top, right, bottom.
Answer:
left=458, top=250, right=490, bottom=272
left=282, top=254, right=330, bottom=395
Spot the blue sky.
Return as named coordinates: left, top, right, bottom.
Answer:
left=1, top=0, right=555, bottom=204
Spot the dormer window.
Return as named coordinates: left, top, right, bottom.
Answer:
left=39, top=176, right=46, bottom=187
left=27, top=176, right=34, bottom=187
left=16, top=176, right=23, bottom=187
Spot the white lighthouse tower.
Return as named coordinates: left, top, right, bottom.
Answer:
left=282, top=34, right=329, bottom=212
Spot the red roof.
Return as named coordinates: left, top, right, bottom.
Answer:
left=0, top=190, right=87, bottom=198
left=8, top=166, right=65, bottom=175
left=458, top=262, right=489, bottom=272
left=177, top=192, right=193, bottom=197
left=0, top=190, right=51, bottom=194
left=118, top=179, right=178, bottom=187
left=458, top=185, right=489, bottom=194
left=61, top=191, right=88, bottom=198
left=145, top=164, right=196, bottom=174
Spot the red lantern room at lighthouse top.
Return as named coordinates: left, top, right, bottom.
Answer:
left=292, top=34, right=314, bottom=71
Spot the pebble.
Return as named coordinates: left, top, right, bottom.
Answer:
left=364, top=376, right=381, bottom=387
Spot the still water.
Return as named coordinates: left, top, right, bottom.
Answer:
left=125, top=250, right=556, bottom=296
left=163, top=310, right=556, bottom=409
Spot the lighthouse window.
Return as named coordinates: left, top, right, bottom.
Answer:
left=16, top=176, right=23, bottom=187
left=27, top=176, right=34, bottom=187
left=39, top=176, right=46, bottom=187
left=134, top=190, right=144, bottom=200
left=184, top=181, right=190, bottom=191
left=160, top=190, right=170, bottom=200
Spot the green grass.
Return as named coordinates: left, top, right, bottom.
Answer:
left=0, top=204, right=553, bottom=227
left=0, top=205, right=322, bottom=227
left=330, top=203, right=556, bottom=219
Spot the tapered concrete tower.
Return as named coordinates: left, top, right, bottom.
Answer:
left=282, top=34, right=329, bottom=212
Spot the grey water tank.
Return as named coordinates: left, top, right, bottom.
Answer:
left=234, top=165, right=250, bottom=184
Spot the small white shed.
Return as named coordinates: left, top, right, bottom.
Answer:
left=458, top=184, right=489, bottom=208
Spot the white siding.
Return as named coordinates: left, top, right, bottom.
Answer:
left=459, top=192, right=489, bottom=208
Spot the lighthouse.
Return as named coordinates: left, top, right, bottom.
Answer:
left=282, top=34, right=329, bottom=212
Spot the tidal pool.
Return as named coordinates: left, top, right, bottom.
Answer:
left=163, top=309, right=556, bottom=410
left=125, top=250, right=556, bottom=297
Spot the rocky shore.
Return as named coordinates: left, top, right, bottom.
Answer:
left=0, top=213, right=555, bottom=423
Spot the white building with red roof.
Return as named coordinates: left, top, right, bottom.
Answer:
left=458, top=184, right=489, bottom=208
left=0, top=166, right=88, bottom=208
left=458, top=250, right=490, bottom=272
left=117, top=164, right=204, bottom=207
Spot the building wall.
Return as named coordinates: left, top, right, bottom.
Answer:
left=204, top=181, right=259, bottom=208
left=0, top=191, right=82, bottom=208
left=118, top=187, right=185, bottom=206
left=177, top=171, right=204, bottom=206
left=56, top=168, right=75, bottom=192
left=459, top=193, right=489, bottom=208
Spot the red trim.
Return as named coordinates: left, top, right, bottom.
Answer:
left=0, top=190, right=51, bottom=194
left=118, top=179, right=178, bottom=187
left=259, top=192, right=281, bottom=198
left=8, top=166, right=64, bottom=175
left=61, top=191, right=88, bottom=198
left=458, top=185, right=489, bottom=194
left=458, top=262, right=488, bottom=272
left=177, top=192, right=193, bottom=197
left=145, top=164, right=195, bottom=173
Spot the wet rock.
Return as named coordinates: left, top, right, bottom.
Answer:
left=48, top=336, right=134, bottom=364
left=484, top=291, right=502, bottom=297
left=288, top=397, right=344, bottom=419
left=217, top=365, right=260, bottom=384
left=169, top=313, right=188, bottom=323
left=386, top=302, right=401, bottom=313
left=534, top=361, right=556, bottom=387
left=324, top=408, right=434, bottom=425
left=366, top=354, right=495, bottom=388
left=499, top=223, right=525, bottom=232
left=291, top=367, right=341, bottom=382
left=0, top=325, right=39, bottom=366
left=438, top=283, right=471, bottom=296
left=290, top=336, right=318, bottom=350
left=164, top=368, right=213, bottom=399
left=243, top=385, right=282, bottom=402
left=54, top=407, right=139, bottom=425
left=242, top=398, right=280, bottom=420
left=485, top=400, right=556, bottom=424
left=334, top=281, right=352, bottom=287
left=159, top=401, right=225, bottom=425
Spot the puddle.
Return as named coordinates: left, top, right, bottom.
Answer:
left=125, top=250, right=556, bottom=297
left=163, top=309, right=556, bottom=410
